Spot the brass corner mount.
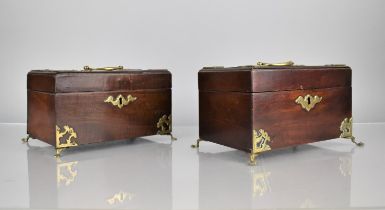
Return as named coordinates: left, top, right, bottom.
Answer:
left=157, top=114, right=177, bottom=141
left=340, top=117, right=364, bottom=146
left=250, top=129, right=272, bottom=166
left=55, top=125, right=79, bottom=157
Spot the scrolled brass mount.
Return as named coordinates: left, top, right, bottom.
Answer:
left=157, top=114, right=177, bottom=141
left=250, top=129, right=272, bottom=166
left=55, top=125, right=79, bottom=157
left=340, top=117, right=364, bottom=146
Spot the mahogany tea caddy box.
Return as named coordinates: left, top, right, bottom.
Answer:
left=193, top=61, right=363, bottom=165
left=23, top=66, right=175, bottom=156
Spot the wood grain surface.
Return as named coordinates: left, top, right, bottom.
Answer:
left=27, top=70, right=172, bottom=147
left=198, top=66, right=352, bottom=153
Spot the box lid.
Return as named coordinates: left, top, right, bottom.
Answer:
left=198, top=63, right=351, bottom=93
left=28, top=68, right=171, bottom=93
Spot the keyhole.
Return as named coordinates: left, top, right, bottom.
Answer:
left=307, top=97, right=311, bottom=105
left=119, top=97, right=123, bottom=105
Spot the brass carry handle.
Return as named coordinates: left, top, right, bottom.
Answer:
left=83, top=66, right=124, bottom=71
left=204, top=60, right=295, bottom=69
left=206, top=61, right=346, bottom=69
left=256, top=61, right=294, bottom=67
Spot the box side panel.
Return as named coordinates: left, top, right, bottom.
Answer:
left=55, top=89, right=171, bottom=144
left=252, top=87, right=352, bottom=150
left=27, top=90, right=56, bottom=146
left=199, top=91, right=252, bottom=152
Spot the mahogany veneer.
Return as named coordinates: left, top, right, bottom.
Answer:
left=25, top=68, right=175, bottom=156
left=196, top=64, right=362, bottom=165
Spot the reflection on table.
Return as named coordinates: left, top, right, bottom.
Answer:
left=26, top=138, right=172, bottom=209
left=197, top=144, right=352, bottom=209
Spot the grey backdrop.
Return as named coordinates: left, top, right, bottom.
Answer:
left=1, top=0, right=384, bottom=125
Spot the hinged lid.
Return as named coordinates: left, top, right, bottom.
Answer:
left=199, top=61, right=351, bottom=93
left=28, top=66, right=171, bottom=93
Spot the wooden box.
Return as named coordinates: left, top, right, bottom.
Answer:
left=195, top=61, right=363, bottom=164
left=24, top=66, right=175, bottom=156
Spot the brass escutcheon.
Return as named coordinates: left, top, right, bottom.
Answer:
left=104, top=94, right=137, bottom=109
left=295, top=94, right=322, bottom=111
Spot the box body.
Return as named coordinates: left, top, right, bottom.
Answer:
left=198, top=65, right=352, bottom=155
left=27, top=69, right=172, bottom=150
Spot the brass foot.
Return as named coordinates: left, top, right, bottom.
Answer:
left=169, top=133, right=177, bottom=141
left=159, top=133, right=177, bottom=141
left=55, top=148, right=65, bottom=157
left=191, top=139, right=202, bottom=148
left=350, top=136, right=364, bottom=147
left=21, top=134, right=31, bottom=143
left=249, top=153, right=258, bottom=166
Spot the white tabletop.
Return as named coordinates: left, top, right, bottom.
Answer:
left=0, top=123, right=383, bottom=209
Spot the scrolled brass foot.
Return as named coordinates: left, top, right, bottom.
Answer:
left=55, top=148, right=65, bottom=157
left=21, top=134, right=31, bottom=143
left=169, top=133, right=177, bottom=141
left=249, top=153, right=258, bottom=166
left=191, top=139, right=202, bottom=148
left=350, top=136, right=364, bottom=147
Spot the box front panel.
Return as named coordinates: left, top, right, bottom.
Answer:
left=55, top=89, right=171, bottom=145
left=252, top=87, right=352, bottom=150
